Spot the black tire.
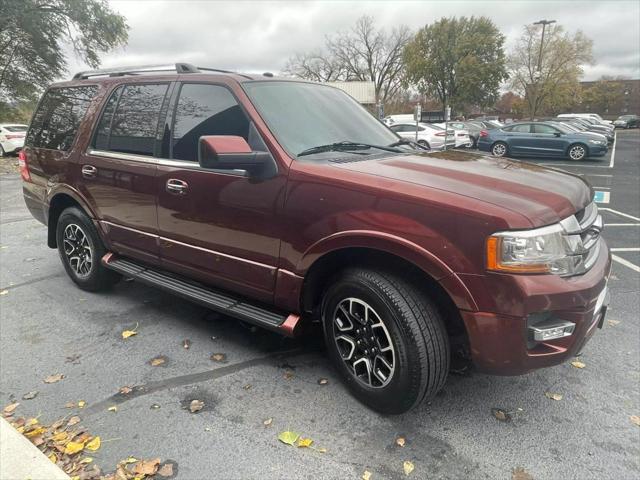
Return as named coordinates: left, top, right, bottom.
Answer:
left=56, top=207, right=121, bottom=291
left=321, top=268, right=449, bottom=414
left=491, top=141, right=508, bottom=157
left=0, top=144, right=5, bottom=157
left=567, top=143, right=587, bottom=161
left=417, top=140, right=430, bottom=149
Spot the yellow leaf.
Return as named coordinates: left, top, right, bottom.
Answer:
left=122, top=330, right=137, bottom=339
left=108, top=406, right=118, bottom=412
left=363, top=471, right=372, bottom=480
left=85, top=436, right=101, bottom=451
left=24, top=427, right=46, bottom=438
left=78, top=400, right=86, bottom=408
left=80, top=457, right=93, bottom=464
left=317, top=447, right=327, bottom=453
left=150, top=357, right=166, bottom=366
left=64, top=441, right=85, bottom=455
left=48, top=453, right=57, bottom=463
left=571, top=360, right=586, bottom=369
left=631, top=415, right=640, bottom=427
left=124, top=457, right=138, bottom=464
left=71, top=476, right=80, bottom=480
left=52, top=431, right=68, bottom=442
left=545, top=392, right=563, bottom=401
left=396, top=437, right=406, bottom=447
left=277, top=430, right=300, bottom=446
left=403, top=460, right=415, bottom=476
left=297, top=437, right=314, bottom=448
left=26, top=418, right=38, bottom=426
left=44, top=373, right=64, bottom=384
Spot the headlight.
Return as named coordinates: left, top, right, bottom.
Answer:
left=588, top=139, right=605, bottom=145
left=486, top=223, right=587, bottom=275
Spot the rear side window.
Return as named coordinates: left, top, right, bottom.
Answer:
left=93, top=83, right=169, bottom=156
left=171, top=84, right=249, bottom=161
left=26, top=86, right=97, bottom=151
left=508, top=124, right=531, bottom=133
left=532, top=124, right=558, bottom=134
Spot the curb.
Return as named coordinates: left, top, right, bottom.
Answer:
left=0, top=416, right=70, bottom=480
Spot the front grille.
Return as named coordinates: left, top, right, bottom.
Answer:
left=561, top=202, right=603, bottom=275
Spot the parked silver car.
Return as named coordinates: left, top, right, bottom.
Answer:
left=389, top=122, right=455, bottom=150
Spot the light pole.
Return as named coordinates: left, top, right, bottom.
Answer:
left=531, top=19, right=555, bottom=119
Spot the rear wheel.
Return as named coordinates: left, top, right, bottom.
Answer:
left=0, top=144, right=5, bottom=157
left=321, top=268, right=449, bottom=414
left=568, top=143, right=587, bottom=161
left=491, top=141, right=508, bottom=157
left=56, top=207, right=121, bottom=291
left=417, top=140, right=430, bottom=149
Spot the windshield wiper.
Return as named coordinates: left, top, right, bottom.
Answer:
left=388, top=138, right=427, bottom=150
left=297, top=141, right=402, bottom=157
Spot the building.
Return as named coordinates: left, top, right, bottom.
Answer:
left=579, top=79, right=640, bottom=118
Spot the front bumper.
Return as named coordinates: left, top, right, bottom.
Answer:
left=1, top=139, right=24, bottom=153
left=460, top=238, right=611, bottom=375
left=588, top=143, right=608, bottom=156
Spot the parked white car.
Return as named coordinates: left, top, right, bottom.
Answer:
left=0, top=124, right=28, bottom=156
left=389, top=122, right=455, bottom=150
left=433, top=123, right=473, bottom=148
left=558, top=113, right=612, bottom=125
left=383, top=114, right=416, bottom=126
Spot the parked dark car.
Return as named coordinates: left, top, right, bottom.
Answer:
left=21, top=63, right=611, bottom=414
left=478, top=121, right=608, bottom=160
left=613, top=115, right=639, bottom=129
left=555, top=119, right=614, bottom=143
left=556, top=117, right=615, bottom=142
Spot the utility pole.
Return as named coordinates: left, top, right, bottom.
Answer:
left=531, top=19, right=556, bottom=119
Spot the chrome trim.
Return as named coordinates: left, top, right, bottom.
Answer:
left=529, top=320, right=576, bottom=341
left=88, top=149, right=158, bottom=164
left=100, top=221, right=158, bottom=238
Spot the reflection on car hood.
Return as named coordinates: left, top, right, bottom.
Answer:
left=334, top=150, right=592, bottom=226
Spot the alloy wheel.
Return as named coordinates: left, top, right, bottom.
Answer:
left=492, top=143, right=506, bottom=156
left=569, top=145, right=586, bottom=160
left=62, top=223, right=93, bottom=278
left=332, top=297, right=395, bottom=388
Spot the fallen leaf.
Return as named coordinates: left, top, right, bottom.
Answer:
left=283, top=371, right=294, bottom=380
left=571, top=360, right=586, bottom=369
left=67, top=416, right=81, bottom=426
left=3, top=403, right=19, bottom=414
left=189, top=399, right=204, bottom=413
left=278, top=430, right=300, bottom=446
left=85, top=436, right=101, bottom=451
left=65, top=402, right=75, bottom=408
left=31, top=436, right=44, bottom=447
left=263, top=418, right=273, bottom=427
left=52, top=431, right=68, bottom=442
left=243, top=384, right=252, bottom=390
left=210, top=353, right=226, bottom=362
left=607, top=319, right=620, bottom=326
left=150, top=403, right=161, bottom=409
left=121, top=329, right=137, bottom=339
left=631, top=415, right=640, bottom=427
left=119, top=386, right=133, bottom=395
left=491, top=408, right=512, bottom=422
left=80, top=457, right=93, bottom=464
left=317, top=447, right=327, bottom=453
left=124, top=457, right=138, bottom=464
left=132, top=458, right=161, bottom=476
left=545, top=392, right=563, bottom=401
left=48, top=453, right=57, bottom=463
left=403, top=460, right=415, bottom=476
left=396, top=437, right=406, bottom=447
left=24, top=426, right=46, bottom=438
left=150, top=357, right=166, bottom=366
left=183, top=339, right=191, bottom=349
left=108, top=406, right=117, bottom=412
left=512, top=466, right=534, bottom=480
left=363, top=470, right=372, bottom=480
left=157, top=463, right=174, bottom=477
left=64, top=441, right=85, bottom=455
left=44, top=373, right=64, bottom=384
left=22, top=391, right=38, bottom=400
left=78, top=400, right=86, bottom=408
left=297, top=437, right=314, bottom=448
left=317, top=378, right=329, bottom=385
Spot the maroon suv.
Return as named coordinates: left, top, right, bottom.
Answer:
left=20, top=63, right=611, bottom=413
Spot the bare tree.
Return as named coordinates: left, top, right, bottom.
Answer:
left=508, top=24, right=593, bottom=118
left=284, top=16, right=412, bottom=104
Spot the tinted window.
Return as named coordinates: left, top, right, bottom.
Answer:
left=4, top=125, right=27, bottom=132
left=94, top=84, right=168, bottom=156
left=26, top=86, right=97, bottom=151
left=172, top=84, right=249, bottom=161
left=509, top=124, right=531, bottom=133
left=533, top=124, right=558, bottom=134
left=390, top=125, right=403, bottom=132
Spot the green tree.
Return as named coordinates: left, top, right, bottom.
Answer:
left=508, top=24, right=592, bottom=119
left=0, top=0, right=128, bottom=117
left=581, top=78, right=624, bottom=114
left=403, top=16, right=508, bottom=116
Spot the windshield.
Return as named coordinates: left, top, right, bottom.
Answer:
left=3, top=125, right=27, bottom=132
left=242, top=81, right=398, bottom=157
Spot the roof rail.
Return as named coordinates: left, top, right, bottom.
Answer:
left=72, top=63, right=200, bottom=80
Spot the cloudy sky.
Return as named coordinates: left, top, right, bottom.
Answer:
left=66, top=0, right=640, bottom=82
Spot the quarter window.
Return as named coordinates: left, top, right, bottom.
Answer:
left=532, top=124, right=558, bottom=134
left=93, top=83, right=169, bottom=156
left=172, top=84, right=249, bottom=161
left=26, top=86, right=97, bottom=151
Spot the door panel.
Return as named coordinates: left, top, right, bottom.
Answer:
left=531, top=124, right=565, bottom=156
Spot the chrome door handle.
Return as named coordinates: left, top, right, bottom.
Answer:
left=166, top=178, right=188, bottom=195
left=81, top=165, right=97, bottom=178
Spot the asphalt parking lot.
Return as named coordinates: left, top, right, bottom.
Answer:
left=0, top=130, right=638, bottom=480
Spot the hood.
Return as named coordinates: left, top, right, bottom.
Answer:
left=334, top=150, right=592, bottom=226
left=574, top=131, right=608, bottom=141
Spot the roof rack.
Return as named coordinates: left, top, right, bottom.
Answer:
left=72, top=63, right=200, bottom=80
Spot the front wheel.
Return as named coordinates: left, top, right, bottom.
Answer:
left=321, top=268, right=450, bottom=414
left=491, top=141, right=508, bottom=157
left=568, top=143, right=587, bottom=161
left=56, top=207, right=121, bottom=291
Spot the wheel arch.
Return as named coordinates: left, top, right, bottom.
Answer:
left=47, top=189, right=96, bottom=248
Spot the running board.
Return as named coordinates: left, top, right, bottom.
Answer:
left=102, top=253, right=300, bottom=336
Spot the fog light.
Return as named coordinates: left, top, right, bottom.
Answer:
left=529, top=321, right=575, bottom=341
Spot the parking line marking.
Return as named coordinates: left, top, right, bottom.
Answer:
left=612, top=254, right=640, bottom=273
left=611, top=248, right=640, bottom=252
left=600, top=208, right=640, bottom=222
left=605, top=223, right=640, bottom=227
left=609, top=132, right=616, bottom=168
left=594, top=191, right=610, bottom=203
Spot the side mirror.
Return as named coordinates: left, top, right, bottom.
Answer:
left=554, top=132, right=562, bottom=137
left=198, top=135, right=271, bottom=176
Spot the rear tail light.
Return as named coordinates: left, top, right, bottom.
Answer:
left=18, top=150, right=31, bottom=182
left=5, top=134, right=24, bottom=140
left=457, top=133, right=465, bottom=136
left=435, top=132, right=446, bottom=137
left=479, top=130, right=489, bottom=137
